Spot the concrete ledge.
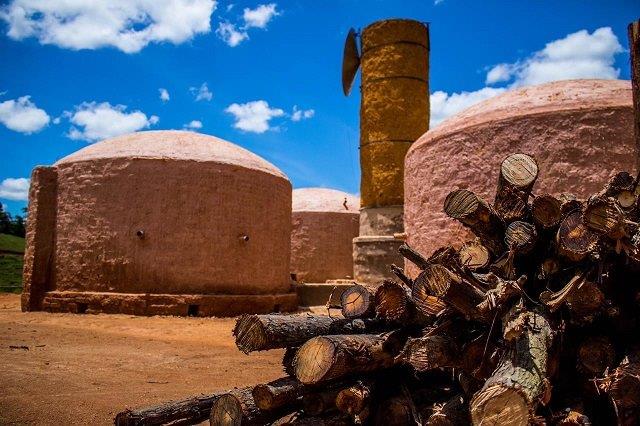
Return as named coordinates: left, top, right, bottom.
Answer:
left=38, top=290, right=298, bottom=317
left=353, top=236, right=404, bottom=284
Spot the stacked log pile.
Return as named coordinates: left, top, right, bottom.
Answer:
left=203, top=153, right=639, bottom=426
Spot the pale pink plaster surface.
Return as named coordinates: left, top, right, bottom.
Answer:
left=291, top=188, right=359, bottom=283
left=47, top=131, right=292, bottom=296
left=404, top=79, right=637, bottom=277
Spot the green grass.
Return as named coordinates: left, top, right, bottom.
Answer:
left=0, top=254, right=23, bottom=293
left=0, top=233, right=25, bottom=253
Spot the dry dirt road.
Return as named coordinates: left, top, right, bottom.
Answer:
left=0, top=293, right=287, bottom=425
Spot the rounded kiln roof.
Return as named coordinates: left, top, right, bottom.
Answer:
left=412, top=79, right=632, bottom=153
left=292, top=188, right=359, bottom=213
left=55, top=130, right=287, bottom=179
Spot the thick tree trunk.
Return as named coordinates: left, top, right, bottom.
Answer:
left=340, top=285, right=377, bottom=319
left=293, top=333, right=405, bottom=384
left=493, top=153, right=539, bottom=223
left=115, top=392, right=227, bottom=426
left=252, top=377, right=306, bottom=411
left=470, top=308, right=554, bottom=426
left=425, top=394, right=471, bottom=426
left=234, top=314, right=382, bottom=353
left=209, top=387, right=296, bottom=426
left=444, top=189, right=505, bottom=256
left=531, top=194, right=562, bottom=230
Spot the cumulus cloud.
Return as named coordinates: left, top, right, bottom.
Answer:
left=432, top=27, right=624, bottom=127
left=66, top=102, right=159, bottom=142
left=216, top=22, right=248, bottom=47
left=159, top=88, right=170, bottom=102
left=190, top=83, right=213, bottom=101
left=243, top=3, right=278, bottom=29
left=225, top=100, right=284, bottom=133
left=0, top=0, right=216, bottom=53
left=184, top=120, right=203, bottom=130
left=0, top=96, right=50, bottom=134
left=486, top=27, right=623, bottom=87
left=291, top=106, right=315, bottom=122
left=0, top=177, right=29, bottom=201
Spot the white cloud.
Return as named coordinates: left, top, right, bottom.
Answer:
left=434, top=0, right=445, bottom=4
left=159, top=88, right=170, bottom=102
left=432, top=27, right=624, bottom=127
left=225, top=100, right=284, bottom=133
left=0, top=177, right=29, bottom=201
left=0, top=96, right=50, bottom=134
left=430, top=88, right=506, bottom=127
left=66, top=102, right=159, bottom=142
left=184, top=120, right=203, bottom=130
left=216, top=22, right=248, bottom=47
left=291, top=106, right=315, bottom=122
left=190, top=83, right=213, bottom=101
left=226, top=4, right=234, bottom=12
left=486, top=27, right=623, bottom=88
left=243, top=3, right=278, bottom=29
left=0, top=0, right=217, bottom=54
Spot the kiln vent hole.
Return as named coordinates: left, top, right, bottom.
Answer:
left=187, top=305, right=199, bottom=317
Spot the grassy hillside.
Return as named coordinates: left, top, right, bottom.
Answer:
left=0, top=233, right=25, bottom=253
left=0, top=234, right=24, bottom=293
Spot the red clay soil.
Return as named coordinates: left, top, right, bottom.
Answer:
left=0, top=293, right=286, bottom=425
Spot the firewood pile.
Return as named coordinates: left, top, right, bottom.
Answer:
left=115, top=153, right=640, bottom=426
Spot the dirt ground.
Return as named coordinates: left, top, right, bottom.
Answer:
left=0, top=293, right=290, bottom=425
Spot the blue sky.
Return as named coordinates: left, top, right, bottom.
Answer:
left=0, top=0, right=638, bottom=215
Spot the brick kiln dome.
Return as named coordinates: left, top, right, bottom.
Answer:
left=404, top=79, right=637, bottom=275
left=291, top=188, right=359, bottom=283
left=23, top=130, right=296, bottom=316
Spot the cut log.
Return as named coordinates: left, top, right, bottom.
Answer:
left=283, top=347, right=297, bottom=377
left=557, top=211, right=600, bottom=262
left=396, top=335, right=460, bottom=372
left=583, top=198, right=628, bottom=239
left=340, top=285, right=376, bottom=319
left=504, top=221, right=538, bottom=254
left=415, top=264, right=486, bottom=320
left=390, top=264, right=414, bottom=288
left=600, top=358, right=640, bottom=411
left=475, top=274, right=526, bottom=319
left=494, top=153, right=539, bottom=222
left=373, top=394, right=417, bottom=426
left=252, top=377, right=306, bottom=411
left=539, top=270, right=588, bottom=313
left=293, top=333, right=405, bottom=384
left=426, top=394, right=470, bottom=426
left=537, top=257, right=560, bottom=281
left=399, top=243, right=431, bottom=270
left=374, top=280, right=413, bottom=323
left=444, top=189, right=505, bottom=255
left=532, top=194, right=562, bottom=230
left=559, top=194, right=584, bottom=216
left=459, top=240, right=491, bottom=271
left=115, top=391, right=227, bottom=426
left=335, top=379, right=374, bottom=422
left=565, top=280, right=604, bottom=324
left=577, top=336, right=615, bottom=377
left=470, top=308, right=554, bottom=426
left=411, top=272, right=449, bottom=317
left=302, top=386, right=343, bottom=416
left=210, top=387, right=295, bottom=426
left=234, top=314, right=382, bottom=353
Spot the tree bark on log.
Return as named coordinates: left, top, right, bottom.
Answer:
left=115, top=391, right=228, bottom=426
left=470, top=308, right=554, bottom=426
left=301, top=384, right=346, bottom=416
left=281, top=413, right=352, bottom=426
left=557, top=211, right=600, bottom=262
left=293, top=333, right=405, bottom=385
left=531, top=194, right=562, bottom=230
left=425, top=394, right=471, bottom=426
left=494, top=153, right=539, bottom=223
left=459, top=240, right=491, bottom=271
left=444, top=189, right=505, bottom=256
left=252, top=377, right=306, bottom=411
left=390, top=264, right=414, bottom=288
left=583, top=198, right=628, bottom=239
left=335, top=379, right=374, bottom=424
left=504, top=221, right=538, bottom=254
left=577, top=336, right=615, bottom=377
left=340, top=285, right=376, bottom=319
left=399, top=243, right=431, bottom=270
left=396, top=335, right=460, bottom=372
left=234, top=314, right=382, bottom=353
left=210, top=387, right=296, bottom=426
left=374, top=280, right=414, bottom=323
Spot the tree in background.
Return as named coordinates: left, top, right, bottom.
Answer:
left=0, top=204, right=11, bottom=234
left=0, top=204, right=27, bottom=238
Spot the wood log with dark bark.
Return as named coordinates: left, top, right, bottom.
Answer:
left=115, top=391, right=228, bottom=426
left=425, top=394, right=471, bottom=426
left=374, top=279, right=414, bottom=323
left=399, top=243, right=431, bottom=270
left=340, top=285, right=376, bottom=319
left=494, top=153, right=539, bottom=223
left=459, top=240, right=491, bottom=271
left=302, top=385, right=344, bottom=416
left=281, top=413, right=352, bottom=426
left=583, top=197, right=628, bottom=239
left=293, top=332, right=406, bottom=384
left=504, top=220, right=538, bottom=254
left=335, top=379, right=374, bottom=423
left=557, top=211, right=600, bottom=262
left=252, top=377, right=306, bottom=411
left=234, top=314, right=382, bottom=353
left=470, top=307, right=554, bottom=426
left=373, top=394, right=418, bottom=426
left=444, top=189, right=506, bottom=256
left=532, top=194, right=562, bottom=230
left=390, top=264, right=413, bottom=288
left=210, top=387, right=296, bottom=426
left=396, top=335, right=460, bottom=372
left=411, top=273, right=449, bottom=317
left=576, top=336, right=615, bottom=377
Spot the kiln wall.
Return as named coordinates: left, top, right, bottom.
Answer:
left=404, top=79, right=637, bottom=276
